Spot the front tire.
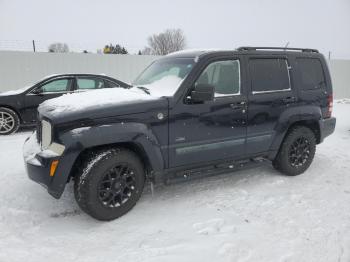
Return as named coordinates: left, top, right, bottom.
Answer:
left=74, top=148, right=145, bottom=221
left=0, top=107, right=20, bottom=135
left=273, top=126, right=316, bottom=176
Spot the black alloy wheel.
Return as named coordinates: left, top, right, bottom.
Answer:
left=98, top=164, right=137, bottom=208
left=288, top=137, right=311, bottom=167
left=74, top=148, right=145, bottom=221
left=273, top=126, right=316, bottom=176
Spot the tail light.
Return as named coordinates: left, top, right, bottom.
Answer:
left=325, top=94, right=333, bottom=118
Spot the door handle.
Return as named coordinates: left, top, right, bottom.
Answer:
left=230, top=102, right=246, bottom=113
left=282, top=97, right=296, bottom=104
left=230, top=104, right=242, bottom=110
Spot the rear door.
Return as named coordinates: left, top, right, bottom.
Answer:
left=246, top=56, right=296, bottom=155
left=294, top=57, right=330, bottom=117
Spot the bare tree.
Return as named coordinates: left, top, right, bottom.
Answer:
left=48, top=42, right=69, bottom=53
left=147, top=29, right=186, bottom=55
left=140, top=47, right=152, bottom=55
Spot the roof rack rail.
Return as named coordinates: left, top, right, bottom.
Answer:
left=236, top=46, right=319, bottom=53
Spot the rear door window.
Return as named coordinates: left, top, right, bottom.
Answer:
left=249, top=58, right=291, bottom=94
left=76, top=77, right=105, bottom=90
left=296, top=58, right=326, bottom=90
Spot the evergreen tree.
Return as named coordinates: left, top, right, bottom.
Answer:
left=103, top=44, right=128, bottom=54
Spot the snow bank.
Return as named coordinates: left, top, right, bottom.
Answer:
left=39, top=87, right=156, bottom=116
left=336, top=98, right=350, bottom=104
left=1, top=103, right=350, bottom=261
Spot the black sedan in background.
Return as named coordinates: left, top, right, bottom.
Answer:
left=0, top=74, right=130, bottom=135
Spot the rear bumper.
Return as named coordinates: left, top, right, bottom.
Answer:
left=319, top=117, right=336, bottom=142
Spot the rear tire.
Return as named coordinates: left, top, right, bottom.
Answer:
left=74, top=148, right=145, bottom=221
left=273, top=126, right=316, bottom=176
left=0, top=107, right=20, bottom=135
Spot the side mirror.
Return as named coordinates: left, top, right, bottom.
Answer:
left=31, top=88, right=43, bottom=95
left=190, top=83, right=214, bottom=103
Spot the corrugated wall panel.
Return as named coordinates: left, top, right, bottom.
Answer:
left=0, top=51, right=159, bottom=91
left=0, top=51, right=349, bottom=98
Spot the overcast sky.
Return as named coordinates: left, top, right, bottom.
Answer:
left=0, top=0, right=349, bottom=58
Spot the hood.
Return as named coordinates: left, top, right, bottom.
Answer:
left=0, top=86, right=32, bottom=96
left=38, top=87, right=168, bottom=124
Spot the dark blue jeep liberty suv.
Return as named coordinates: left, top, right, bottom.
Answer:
left=24, top=47, right=336, bottom=220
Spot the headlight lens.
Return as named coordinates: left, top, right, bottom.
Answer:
left=41, top=120, right=52, bottom=150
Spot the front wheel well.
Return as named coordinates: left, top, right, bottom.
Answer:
left=68, top=142, right=153, bottom=181
left=286, top=120, right=321, bottom=144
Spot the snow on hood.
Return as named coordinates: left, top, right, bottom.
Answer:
left=0, top=85, right=32, bottom=96
left=39, top=87, right=157, bottom=116
left=39, top=75, right=182, bottom=116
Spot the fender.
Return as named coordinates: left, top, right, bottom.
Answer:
left=269, top=105, right=322, bottom=154
left=48, top=122, right=165, bottom=198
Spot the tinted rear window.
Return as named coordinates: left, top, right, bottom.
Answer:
left=296, top=58, right=326, bottom=90
left=249, top=58, right=291, bottom=93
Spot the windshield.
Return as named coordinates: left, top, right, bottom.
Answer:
left=132, top=58, right=195, bottom=97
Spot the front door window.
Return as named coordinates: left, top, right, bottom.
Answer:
left=40, top=79, right=71, bottom=93
left=195, top=60, right=241, bottom=97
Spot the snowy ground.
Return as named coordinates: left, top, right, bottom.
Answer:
left=0, top=102, right=350, bottom=262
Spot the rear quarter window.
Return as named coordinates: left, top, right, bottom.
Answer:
left=105, top=80, right=120, bottom=88
left=296, top=58, right=326, bottom=90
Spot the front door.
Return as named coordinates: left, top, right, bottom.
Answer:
left=22, top=77, right=74, bottom=124
left=169, top=57, right=247, bottom=168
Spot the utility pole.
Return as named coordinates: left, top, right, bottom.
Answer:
left=32, top=40, right=36, bottom=52
left=284, top=41, right=290, bottom=50
left=328, top=51, right=331, bottom=60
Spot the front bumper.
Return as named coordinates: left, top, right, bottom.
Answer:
left=25, top=152, right=54, bottom=191
left=319, top=117, right=336, bottom=142
left=23, top=132, right=71, bottom=199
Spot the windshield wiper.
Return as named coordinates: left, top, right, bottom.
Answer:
left=136, top=86, right=151, bottom=95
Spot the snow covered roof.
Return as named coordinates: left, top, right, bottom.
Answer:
left=167, top=49, right=224, bottom=57
left=166, top=49, right=234, bottom=63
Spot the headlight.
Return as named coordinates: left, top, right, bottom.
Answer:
left=41, top=120, right=52, bottom=150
